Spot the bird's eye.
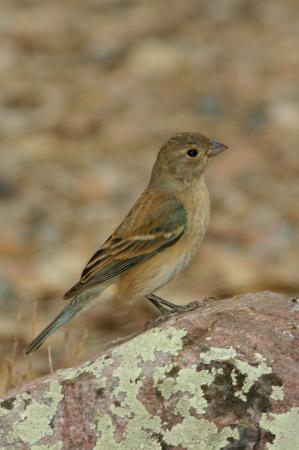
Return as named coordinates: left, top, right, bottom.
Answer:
left=187, top=148, right=198, bottom=158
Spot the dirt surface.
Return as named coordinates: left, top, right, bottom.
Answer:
left=0, top=0, right=299, bottom=393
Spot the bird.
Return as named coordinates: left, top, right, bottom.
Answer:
left=26, top=132, right=227, bottom=354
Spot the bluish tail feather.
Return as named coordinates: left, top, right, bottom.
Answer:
left=25, top=301, right=78, bottom=354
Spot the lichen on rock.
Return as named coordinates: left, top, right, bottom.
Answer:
left=0, top=292, right=298, bottom=450
left=6, top=381, right=63, bottom=448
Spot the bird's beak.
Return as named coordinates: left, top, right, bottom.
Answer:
left=207, top=140, right=228, bottom=157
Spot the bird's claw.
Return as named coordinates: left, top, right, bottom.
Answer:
left=160, top=300, right=200, bottom=315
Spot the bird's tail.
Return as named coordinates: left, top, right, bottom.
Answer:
left=25, top=298, right=83, bottom=355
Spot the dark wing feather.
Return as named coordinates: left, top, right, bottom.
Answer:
left=64, top=192, right=187, bottom=299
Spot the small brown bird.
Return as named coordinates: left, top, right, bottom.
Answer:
left=26, top=132, right=227, bottom=354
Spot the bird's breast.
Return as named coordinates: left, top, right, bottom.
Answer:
left=184, top=178, right=210, bottom=240
left=117, top=190, right=210, bottom=301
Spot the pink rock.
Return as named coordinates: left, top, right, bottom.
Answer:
left=0, top=291, right=298, bottom=449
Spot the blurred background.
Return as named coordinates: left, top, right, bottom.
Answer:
left=0, top=0, right=298, bottom=395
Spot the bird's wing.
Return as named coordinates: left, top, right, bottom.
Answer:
left=63, top=192, right=187, bottom=299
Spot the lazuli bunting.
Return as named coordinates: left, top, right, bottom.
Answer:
left=26, top=132, right=227, bottom=354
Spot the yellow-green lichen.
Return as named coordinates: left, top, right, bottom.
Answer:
left=110, top=328, right=186, bottom=418
left=153, top=363, right=174, bottom=385
left=113, top=327, right=187, bottom=362
left=234, top=359, right=272, bottom=399
left=153, top=362, right=176, bottom=401
left=95, top=327, right=188, bottom=449
left=154, top=363, right=224, bottom=417
left=7, top=380, right=63, bottom=446
left=260, top=407, right=299, bottom=450
left=62, top=353, right=113, bottom=381
left=94, top=415, right=115, bottom=450
left=231, top=368, right=239, bottom=387
left=176, top=366, right=222, bottom=413
left=270, top=386, right=284, bottom=401
left=200, top=346, right=237, bottom=363
left=156, top=376, right=176, bottom=400
left=175, top=396, right=193, bottom=418
left=94, top=414, right=161, bottom=450
left=200, top=347, right=275, bottom=403
left=163, top=416, right=239, bottom=449
left=158, top=365, right=217, bottom=415
left=32, top=443, right=63, bottom=450
left=102, top=342, right=276, bottom=449
left=110, top=360, right=145, bottom=418
left=0, top=406, right=9, bottom=418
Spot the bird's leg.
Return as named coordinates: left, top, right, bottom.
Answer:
left=145, top=293, right=170, bottom=313
left=146, top=293, right=179, bottom=310
left=146, top=293, right=199, bottom=314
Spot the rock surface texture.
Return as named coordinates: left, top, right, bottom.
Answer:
left=0, top=291, right=299, bottom=450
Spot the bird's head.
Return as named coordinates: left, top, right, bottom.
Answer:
left=150, top=132, right=228, bottom=186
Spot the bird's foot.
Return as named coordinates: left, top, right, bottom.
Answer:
left=146, top=292, right=219, bottom=321
left=161, top=296, right=217, bottom=314
left=164, top=300, right=200, bottom=314
left=145, top=295, right=217, bottom=328
left=146, top=293, right=206, bottom=315
left=146, top=300, right=200, bottom=328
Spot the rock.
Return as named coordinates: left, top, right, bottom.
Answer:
left=126, top=40, right=182, bottom=78
left=0, top=291, right=298, bottom=450
left=268, top=101, right=299, bottom=130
